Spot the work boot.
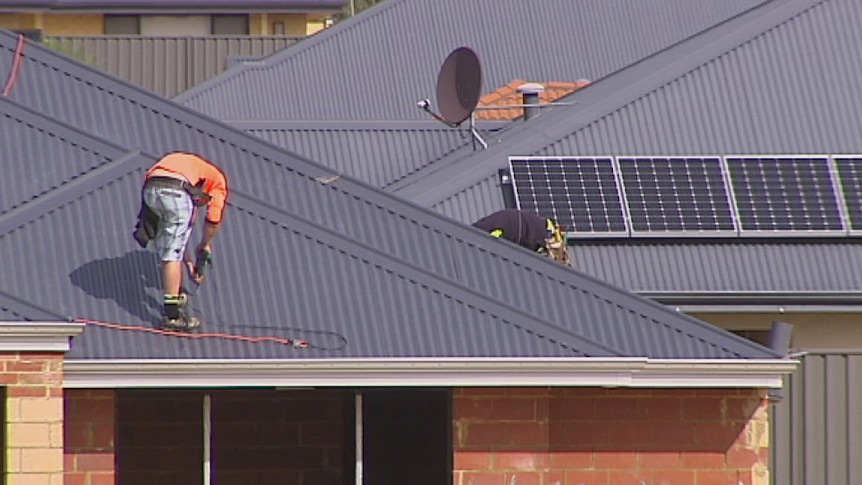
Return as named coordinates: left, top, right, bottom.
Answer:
left=163, top=314, right=201, bottom=331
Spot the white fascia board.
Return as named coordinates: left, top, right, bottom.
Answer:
left=0, top=322, right=85, bottom=352
left=63, top=357, right=799, bottom=389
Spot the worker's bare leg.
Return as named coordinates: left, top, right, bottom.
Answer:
left=163, top=260, right=183, bottom=295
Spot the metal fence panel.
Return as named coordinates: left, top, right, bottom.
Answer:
left=45, top=36, right=301, bottom=98
left=773, top=351, right=862, bottom=485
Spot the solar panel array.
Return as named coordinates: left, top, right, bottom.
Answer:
left=508, top=155, right=862, bottom=238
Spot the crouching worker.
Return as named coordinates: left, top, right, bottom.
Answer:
left=133, top=152, right=228, bottom=330
left=473, top=209, right=571, bottom=266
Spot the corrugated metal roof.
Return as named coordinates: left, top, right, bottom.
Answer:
left=239, top=121, right=477, bottom=189
left=397, top=0, right=862, bottom=215
left=573, top=242, right=862, bottom=298
left=177, top=0, right=771, bottom=121
left=0, top=28, right=779, bottom=360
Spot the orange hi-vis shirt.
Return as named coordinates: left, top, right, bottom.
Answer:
left=146, top=152, right=228, bottom=224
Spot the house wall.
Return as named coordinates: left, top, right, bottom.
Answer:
left=65, top=389, right=116, bottom=484
left=694, top=312, right=862, bottom=349
left=65, top=388, right=347, bottom=484
left=452, top=387, right=771, bottom=485
left=2, top=352, right=65, bottom=484
left=41, top=15, right=104, bottom=35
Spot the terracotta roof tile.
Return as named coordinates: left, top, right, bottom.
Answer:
left=475, top=79, right=590, bottom=120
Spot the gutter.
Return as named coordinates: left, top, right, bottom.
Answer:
left=63, top=357, right=798, bottom=389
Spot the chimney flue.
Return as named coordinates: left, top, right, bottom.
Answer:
left=517, top=82, right=545, bottom=120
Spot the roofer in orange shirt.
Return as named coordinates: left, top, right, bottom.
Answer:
left=133, top=152, right=228, bottom=330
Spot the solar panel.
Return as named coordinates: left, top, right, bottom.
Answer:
left=725, top=156, right=844, bottom=233
left=617, top=157, right=735, bottom=234
left=833, top=156, right=862, bottom=232
left=509, top=157, right=627, bottom=234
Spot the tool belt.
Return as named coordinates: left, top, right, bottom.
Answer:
left=145, top=176, right=212, bottom=206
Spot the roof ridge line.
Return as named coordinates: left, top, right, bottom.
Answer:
left=229, top=188, right=623, bottom=357
left=0, top=150, right=149, bottom=237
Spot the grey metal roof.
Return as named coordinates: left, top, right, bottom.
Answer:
left=240, top=121, right=482, bottom=189
left=0, top=28, right=779, bottom=360
left=573, top=242, right=862, bottom=302
left=0, top=1, right=344, bottom=9
left=383, top=0, right=862, bottom=301
left=396, top=0, right=862, bottom=215
left=178, top=0, right=770, bottom=122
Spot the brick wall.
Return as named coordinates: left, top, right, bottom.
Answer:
left=2, top=352, right=65, bottom=485
left=453, top=387, right=770, bottom=485
left=64, top=389, right=116, bottom=485
left=102, top=389, right=346, bottom=485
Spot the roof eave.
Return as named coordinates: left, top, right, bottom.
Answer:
left=0, top=322, right=85, bottom=352
left=63, top=357, right=798, bottom=389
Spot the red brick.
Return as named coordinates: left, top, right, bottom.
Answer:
left=682, top=398, right=725, bottom=421
left=63, top=472, right=87, bottom=485
left=565, top=469, right=608, bottom=483
left=0, top=373, right=20, bottom=384
left=639, top=397, right=682, bottom=420
left=697, top=469, right=741, bottom=485
left=464, top=422, right=507, bottom=447
left=18, top=372, right=61, bottom=385
left=491, top=398, right=536, bottom=420
left=726, top=447, right=760, bottom=468
left=609, top=470, right=646, bottom=485
left=6, top=360, right=46, bottom=372
left=76, top=452, right=115, bottom=471
left=65, top=422, right=90, bottom=448
left=548, top=450, right=592, bottom=468
left=90, top=473, right=117, bottom=485
left=91, top=422, right=116, bottom=448
left=454, top=451, right=492, bottom=470
left=680, top=451, right=725, bottom=468
left=651, top=469, right=696, bottom=484
left=594, top=450, right=638, bottom=468
left=506, top=471, right=540, bottom=485
left=650, top=422, right=695, bottom=447
left=638, top=451, right=681, bottom=468
left=596, top=398, right=639, bottom=419
left=562, top=421, right=609, bottom=447
left=605, top=420, right=653, bottom=447
left=496, top=452, right=547, bottom=470
left=461, top=471, right=503, bottom=485
left=548, top=397, right=596, bottom=420
left=695, top=423, right=743, bottom=447
left=506, top=422, right=548, bottom=446
left=8, top=385, right=48, bottom=397
left=454, top=397, right=494, bottom=420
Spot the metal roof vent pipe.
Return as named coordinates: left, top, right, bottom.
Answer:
left=517, top=82, right=545, bottom=121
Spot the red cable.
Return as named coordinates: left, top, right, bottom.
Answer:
left=2, top=34, right=25, bottom=97
left=73, top=318, right=309, bottom=348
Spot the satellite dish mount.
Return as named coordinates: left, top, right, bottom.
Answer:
left=418, top=47, right=487, bottom=149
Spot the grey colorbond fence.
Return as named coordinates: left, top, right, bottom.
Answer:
left=772, top=350, right=862, bottom=485
left=45, top=35, right=302, bottom=98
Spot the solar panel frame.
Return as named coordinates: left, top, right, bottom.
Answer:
left=508, top=156, right=630, bottom=237
left=723, top=154, right=847, bottom=236
left=831, top=155, right=862, bottom=234
left=615, top=156, right=739, bottom=238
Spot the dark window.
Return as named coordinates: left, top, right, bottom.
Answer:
left=363, top=389, right=451, bottom=485
left=212, top=15, right=249, bottom=35
left=105, top=15, right=140, bottom=35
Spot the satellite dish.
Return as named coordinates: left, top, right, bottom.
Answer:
left=435, top=47, right=482, bottom=125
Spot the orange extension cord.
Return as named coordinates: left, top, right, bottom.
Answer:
left=74, top=318, right=309, bottom=348
left=2, top=34, right=25, bottom=97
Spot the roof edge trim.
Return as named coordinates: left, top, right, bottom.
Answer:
left=0, top=321, right=85, bottom=352
left=63, top=357, right=797, bottom=388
